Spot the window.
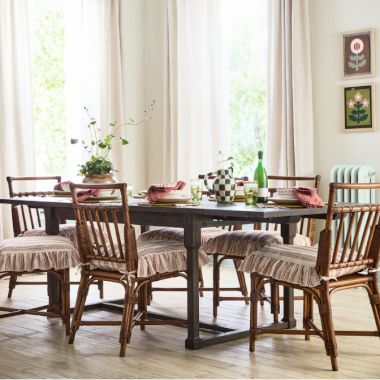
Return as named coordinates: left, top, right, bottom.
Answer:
left=223, top=0, right=268, bottom=176
left=31, top=0, right=66, bottom=176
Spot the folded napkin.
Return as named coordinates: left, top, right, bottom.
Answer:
left=54, top=181, right=99, bottom=201
left=147, top=181, right=186, bottom=202
left=76, top=189, right=100, bottom=201
left=292, top=187, right=324, bottom=208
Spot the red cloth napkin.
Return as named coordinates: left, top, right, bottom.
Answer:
left=147, top=181, right=186, bottom=202
left=54, top=181, right=99, bottom=201
left=292, top=187, right=324, bottom=208
left=77, top=189, right=100, bottom=201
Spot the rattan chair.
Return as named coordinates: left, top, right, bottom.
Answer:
left=138, top=176, right=250, bottom=301
left=5, top=176, right=104, bottom=299
left=68, top=183, right=209, bottom=356
left=204, top=175, right=321, bottom=317
left=241, top=182, right=380, bottom=371
left=0, top=235, right=78, bottom=334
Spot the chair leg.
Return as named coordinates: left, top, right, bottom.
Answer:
left=233, top=259, right=249, bottom=305
left=317, top=284, right=338, bottom=371
left=69, top=274, right=89, bottom=344
left=138, top=283, right=148, bottom=331
left=97, top=280, right=104, bottom=299
left=213, top=254, right=220, bottom=317
left=249, top=273, right=263, bottom=352
left=303, top=292, right=313, bottom=341
left=119, top=285, right=137, bottom=357
left=367, top=274, right=380, bottom=334
left=7, top=273, right=18, bottom=298
left=61, top=269, right=71, bottom=335
left=199, top=267, right=204, bottom=297
left=272, top=282, right=280, bottom=323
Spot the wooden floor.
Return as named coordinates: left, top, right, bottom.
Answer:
left=0, top=264, right=379, bottom=379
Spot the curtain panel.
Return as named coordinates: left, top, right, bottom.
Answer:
left=0, top=0, right=35, bottom=238
left=163, top=0, right=230, bottom=183
left=266, top=0, right=314, bottom=177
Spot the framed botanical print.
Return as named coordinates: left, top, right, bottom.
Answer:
left=342, top=29, right=375, bottom=78
left=344, top=84, right=375, bottom=132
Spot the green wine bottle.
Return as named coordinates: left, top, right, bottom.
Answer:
left=253, top=150, right=268, bottom=203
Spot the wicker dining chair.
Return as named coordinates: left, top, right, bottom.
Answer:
left=68, top=183, right=209, bottom=357
left=203, top=175, right=321, bottom=317
left=0, top=235, right=79, bottom=334
left=240, top=182, right=380, bottom=371
left=5, top=176, right=104, bottom=299
left=137, top=176, right=250, bottom=301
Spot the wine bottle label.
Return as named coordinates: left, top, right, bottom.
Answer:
left=258, top=188, right=268, bottom=197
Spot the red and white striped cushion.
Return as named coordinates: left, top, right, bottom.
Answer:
left=137, top=227, right=225, bottom=248
left=22, top=224, right=78, bottom=247
left=0, top=236, right=80, bottom=272
left=91, top=240, right=209, bottom=278
left=239, top=244, right=367, bottom=287
left=203, top=230, right=311, bottom=258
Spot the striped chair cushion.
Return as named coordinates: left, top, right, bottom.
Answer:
left=203, top=230, right=311, bottom=258
left=239, top=244, right=367, bottom=287
left=0, top=236, right=80, bottom=272
left=22, top=224, right=78, bottom=247
left=137, top=227, right=225, bottom=248
left=91, top=240, right=209, bottom=278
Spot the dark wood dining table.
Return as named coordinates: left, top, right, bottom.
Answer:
left=0, top=196, right=327, bottom=349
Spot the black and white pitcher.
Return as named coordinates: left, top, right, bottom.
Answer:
left=204, top=168, right=236, bottom=203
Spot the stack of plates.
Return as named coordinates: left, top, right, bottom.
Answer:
left=270, top=188, right=300, bottom=205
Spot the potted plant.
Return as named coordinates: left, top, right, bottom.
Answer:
left=71, top=104, right=154, bottom=185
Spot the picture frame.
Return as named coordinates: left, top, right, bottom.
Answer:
left=342, top=29, right=375, bottom=79
left=343, top=84, right=375, bottom=132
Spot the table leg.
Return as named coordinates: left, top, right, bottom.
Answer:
left=45, top=208, right=61, bottom=312
left=280, top=222, right=297, bottom=328
left=184, top=214, right=202, bottom=349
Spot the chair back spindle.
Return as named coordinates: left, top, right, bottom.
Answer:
left=6, top=176, right=62, bottom=236
left=70, top=183, right=138, bottom=273
left=316, top=182, right=380, bottom=278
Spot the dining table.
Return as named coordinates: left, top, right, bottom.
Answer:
left=0, top=195, right=327, bottom=349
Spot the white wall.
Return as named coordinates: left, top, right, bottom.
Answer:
left=310, top=0, right=380, bottom=199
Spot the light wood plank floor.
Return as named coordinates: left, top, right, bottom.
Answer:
left=0, top=265, right=379, bottom=379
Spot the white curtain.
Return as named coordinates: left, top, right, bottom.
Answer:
left=163, top=0, right=230, bottom=183
left=0, top=0, right=35, bottom=238
left=64, top=0, right=127, bottom=182
left=266, top=0, right=314, bottom=177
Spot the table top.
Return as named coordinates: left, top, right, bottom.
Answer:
left=0, top=196, right=327, bottom=220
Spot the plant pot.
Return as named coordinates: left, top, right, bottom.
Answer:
left=82, top=174, right=117, bottom=197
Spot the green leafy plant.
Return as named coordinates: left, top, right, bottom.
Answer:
left=218, top=151, right=234, bottom=173
left=71, top=103, right=155, bottom=176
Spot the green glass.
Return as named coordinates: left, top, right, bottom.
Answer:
left=243, top=181, right=258, bottom=206
left=190, top=179, right=203, bottom=201
left=253, top=150, right=268, bottom=203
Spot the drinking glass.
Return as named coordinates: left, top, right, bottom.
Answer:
left=127, top=185, right=133, bottom=199
left=190, top=179, right=203, bottom=202
left=243, top=181, right=258, bottom=206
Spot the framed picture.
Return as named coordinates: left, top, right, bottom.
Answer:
left=342, top=29, right=375, bottom=78
left=344, top=84, right=375, bottom=132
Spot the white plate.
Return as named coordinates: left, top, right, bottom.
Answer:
left=270, top=198, right=300, bottom=205
left=155, top=197, right=192, bottom=204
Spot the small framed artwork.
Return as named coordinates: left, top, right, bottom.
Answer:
left=344, top=84, right=375, bottom=132
left=342, top=29, right=375, bottom=79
